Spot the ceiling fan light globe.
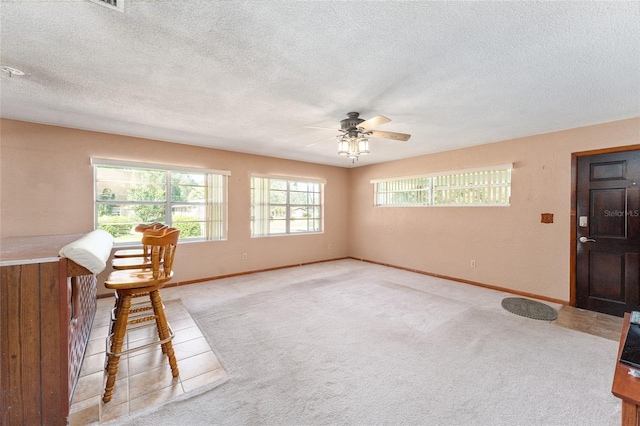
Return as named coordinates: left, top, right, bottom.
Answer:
left=337, top=139, right=350, bottom=155
left=358, top=139, right=369, bottom=154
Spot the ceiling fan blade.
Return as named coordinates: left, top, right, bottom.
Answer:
left=359, top=115, right=391, bottom=130
left=306, top=135, right=338, bottom=147
left=305, top=125, right=340, bottom=131
left=368, top=130, right=412, bottom=141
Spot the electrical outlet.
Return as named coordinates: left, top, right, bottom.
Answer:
left=242, top=253, right=247, bottom=260
left=470, top=260, right=476, bottom=268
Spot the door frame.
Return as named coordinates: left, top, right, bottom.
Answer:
left=570, top=144, right=640, bottom=307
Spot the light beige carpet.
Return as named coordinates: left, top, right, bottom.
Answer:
left=112, top=259, right=620, bottom=426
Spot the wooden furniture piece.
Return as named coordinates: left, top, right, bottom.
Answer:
left=0, top=234, right=103, bottom=426
left=103, top=229, right=180, bottom=403
left=111, top=226, right=170, bottom=270
left=113, top=222, right=167, bottom=259
left=612, top=313, right=640, bottom=425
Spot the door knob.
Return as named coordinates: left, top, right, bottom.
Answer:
left=579, top=236, right=596, bottom=243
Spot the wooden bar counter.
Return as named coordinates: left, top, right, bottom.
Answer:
left=1, top=234, right=99, bottom=426
left=612, top=313, right=640, bottom=425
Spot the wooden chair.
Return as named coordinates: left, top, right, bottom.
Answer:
left=111, top=226, right=170, bottom=270
left=113, top=222, right=167, bottom=259
left=102, top=228, right=180, bottom=403
left=109, top=227, right=175, bottom=333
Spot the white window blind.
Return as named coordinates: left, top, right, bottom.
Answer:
left=372, top=164, right=512, bottom=207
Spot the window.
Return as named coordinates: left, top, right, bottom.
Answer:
left=251, top=175, right=324, bottom=237
left=93, top=158, right=229, bottom=243
left=375, top=177, right=431, bottom=206
left=372, top=164, right=512, bottom=207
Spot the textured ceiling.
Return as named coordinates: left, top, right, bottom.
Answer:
left=1, top=1, right=639, bottom=167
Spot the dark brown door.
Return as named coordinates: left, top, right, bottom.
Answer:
left=576, top=150, right=640, bottom=317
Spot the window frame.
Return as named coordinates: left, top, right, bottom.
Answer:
left=250, top=174, right=325, bottom=237
left=92, top=158, right=229, bottom=244
left=371, top=164, right=512, bottom=207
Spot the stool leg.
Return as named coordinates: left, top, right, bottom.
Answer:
left=149, top=290, right=167, bottom=355
left=103, top=293, right=131, bottom=403
left=150, top=290, right=179, bottom=377
left=109, top=291, right=121, bottom=335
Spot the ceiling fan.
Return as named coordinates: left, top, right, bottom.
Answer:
left=306, top=112, right=411, bottom=159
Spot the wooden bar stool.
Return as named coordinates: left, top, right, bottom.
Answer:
left=109, top=227, right=174, bottom=332
left=113, top=223, right=167, bottom=259
left=102, top=228, right=180, bottom=403
left=111, top=226, right=170, bottom=270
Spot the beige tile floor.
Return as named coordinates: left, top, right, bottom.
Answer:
left=68, top=297, right=227, bottom=425
left=553, top=305, right=624, bottom=341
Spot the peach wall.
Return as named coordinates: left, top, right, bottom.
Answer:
left=0, top=119, right=349, bottom=295
left=348, top=118, right=640, bottom=303
left=3, top=118, right=639, bottom=301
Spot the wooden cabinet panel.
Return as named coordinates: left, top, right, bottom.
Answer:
left=613, top=314, right=640, bottom=425
left=1, top=235, right=98, bottom=426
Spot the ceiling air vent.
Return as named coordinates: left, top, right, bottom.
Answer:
left=88, top=0, right=124, bottom=12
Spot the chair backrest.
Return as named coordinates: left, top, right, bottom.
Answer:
left=141, top=228, right=180, bottom=280
left=143, top=227, right=170, bottom=238
left=134, top=222, right=167, bottom=233
left=138, top=225, right=170, bottom=259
